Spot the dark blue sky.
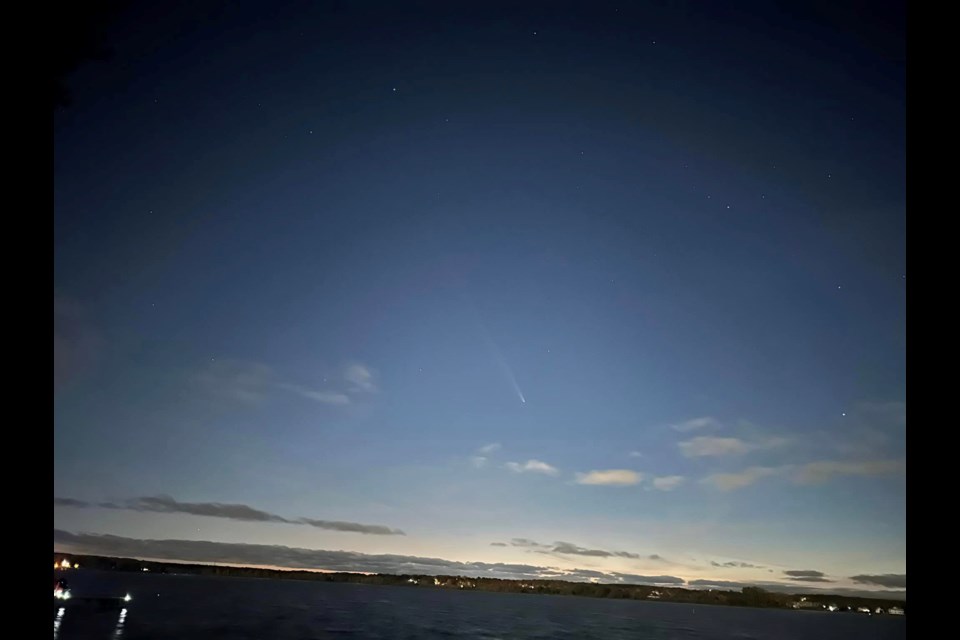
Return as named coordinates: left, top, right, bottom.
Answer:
left=54, top=1, right=905, bottom=593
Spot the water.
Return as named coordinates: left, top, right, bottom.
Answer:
left=53, top=571, right=906, bottom=639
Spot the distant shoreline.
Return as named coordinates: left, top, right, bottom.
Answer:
left=53, top=552, right=905, bottom=614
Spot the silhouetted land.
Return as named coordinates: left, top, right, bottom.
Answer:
left=53, top=553, right=905, bottom=614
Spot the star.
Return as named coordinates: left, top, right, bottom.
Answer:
left=392, top=87, right=397, bottom=92
left=842, top=413, right=846, bottom=417
left=726, top=205, right=731, bottom=209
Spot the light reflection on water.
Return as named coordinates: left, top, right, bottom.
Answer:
left=111, top=608, right=127, bottom=639
left=53, top=607, right=64, bottom=639
left=51, top=572, right=906, bottom=640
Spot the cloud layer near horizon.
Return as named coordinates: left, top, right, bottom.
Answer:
left=54, top=495, right=405, bottom=535
left=52, top=529, right=906, bottom=599
left=53, top=529, right=684, bottom=585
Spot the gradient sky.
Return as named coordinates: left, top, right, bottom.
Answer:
left=54, top=0, right=905, bottom=596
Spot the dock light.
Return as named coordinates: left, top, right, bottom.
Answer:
left=124, top=594, right=132, bottom=602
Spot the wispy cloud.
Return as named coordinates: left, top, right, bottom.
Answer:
left=679, top=436, right=786, bottom=457
left=850, top=574, right=906, bottom=589
left=575, top=469, right=642, bottom=486
left=688, top=578, right=752, bottom=589
left=195, top=360, right=377, bottom=407
left=702, top=467, right=780, bottom=491
left=344, top=363, right=377, bottom=393
left=510, top=538, right=551, bottom=549
left=470, top=443, right=503, bottom=468
left=194, top=359, right=275, bottom=405
left=489, top=542, right=508, bottom=547
left=784, top=569, right=832, bottom=583
left=670, top=417, right=721, bottom=432
left=54, top=293, right=102, bottom=389
left=298, top=518, right=404, bottom=536
left=54, top=530, right=685, bottom=585
left=652, top=476, right=685, bottom=491
left=506, top=460, right=559, bottom=475
left=628, top=450, right=643, bottom=458
left=711, top=560, right=764, bottom=569
left=54, top=497, right=91, bottom=507
left=510, top=538, right=642, bottom=560
left=278, top=383, right=351, bottom=405
left=702, top=457, right=905, bottom=491
left=857, top=401, right=906, bottom=425
left=55, top=495, right=404, bottom=535
left=550, top=541, right=640, bottom=559
left=793, top=459, right=904, bottom=484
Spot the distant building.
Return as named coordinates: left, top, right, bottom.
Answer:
left=888, top=607, right=904, bottom=616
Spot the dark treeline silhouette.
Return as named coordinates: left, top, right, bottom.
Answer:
left=53, top=553, right=906, bottom=614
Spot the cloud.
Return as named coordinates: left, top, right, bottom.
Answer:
left=652, top=476, right=685, bottom=491
left=278, top=383, right=351, bottom=405
left=628, top=451, right=643, bottom=458
left=784, top=570, right=832, bottom=583
left=506, top=460, right=559, bottom=475
left=117, top=495, right=290, bottom=523
left=857, top=401, right=906, bottom=425
left=489, top=542, right=508, bottom=547
left=471, top=443, right=502, bottom=468
left=54, top=497, right=91, bottom=507
left=511, top=538, right=641, bottom=560
left=574, top=469, right=641, bottom=486
left=702, top=457, right=905, bottom=491
left=194, top=359, right=275, bottom=405
left=297, top=518, right=405, bottom=536
left=679, top=436, right=786, bottom=457
left=54, top=495, right=404, bottom=535
left=688, top=579, right=752, bottom=589
left=670, top=417, right=721, bottom=432
left=702, top=467, right=780, bottom=490
left=550, top=541, right=640, bottom=559
left=611, top=573, right=686, bottom=585
left=54, top=293, right=102, bottom=389
left=53, top=529, right=685, bottom=585
left=711, top=561, right=764, bottom=569
left=850, top=574, right=906, bottom=589
left=344, top=363, right=377, bottom=393
left=792, top=459, right=904, bottom=484
left=510, top=538, right=551, bottom=549
left=648, top=554, right=665, bottom=561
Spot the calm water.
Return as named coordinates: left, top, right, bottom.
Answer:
left=53, top=571, right=906, bottom=639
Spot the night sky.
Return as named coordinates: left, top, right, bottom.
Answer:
left=54, top=1, right=906, bottom=596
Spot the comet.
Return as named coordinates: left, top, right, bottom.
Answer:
left=462, top=292, right=527, bottom=406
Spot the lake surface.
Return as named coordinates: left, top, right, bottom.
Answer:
left=52, top=571, right=906, bottom=639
